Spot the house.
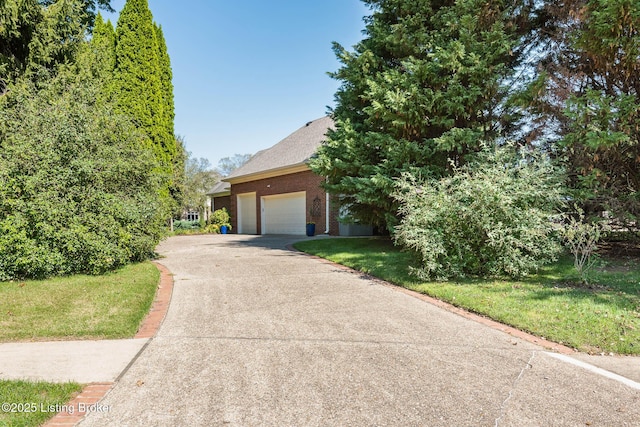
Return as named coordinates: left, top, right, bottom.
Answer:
left=209, top=181, right=231, bottom=214
left=221, top=116, right=340, bottom=235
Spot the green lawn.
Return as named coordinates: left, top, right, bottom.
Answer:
left=0, top=262, right=159, bottom=426
left=0, top=380, right=82, bottom=427
left=294, top=238, right=640, bottom=355
left=0, top=262, right=159, bottom=342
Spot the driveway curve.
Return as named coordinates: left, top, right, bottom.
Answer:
left=80, top=234, right=640, bottom=426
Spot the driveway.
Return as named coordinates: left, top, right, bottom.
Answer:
left=80, top=234, right=640, bottom=426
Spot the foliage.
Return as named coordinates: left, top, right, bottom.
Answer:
left=88, top=12, right=116, bottom=85
left=0, top=0, right=113, bottom=93
left=38, top=0, right=113, bottom=28
left=562, top=208, right=606, bottom=284
left=0, top=69, right=167, bottom=279
left=294, top=238, right=640, bottom=355
left=208, top=207, right=231, bottom=232
left=216, top=153, right=252, bottom=176
left=311, top=0, right=529, bottom=231
left=113, top=0, right=176, bottom=203
left=181, top=151, right=219, bottom=216
left=394, top=145, right=564, bottom=280
left=520, top=0, right=640, bottom=235
left=172, top=220, right=201, bottom=230
left=203, top=223, right=220, bottom=234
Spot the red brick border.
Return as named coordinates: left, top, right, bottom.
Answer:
left=291, top=246, right=576, bottom=355
left=135, top=261, right=174, bottom=339
left=43, top=262, right=174, bottom=426
left=43, top=383, right=113, bottom=426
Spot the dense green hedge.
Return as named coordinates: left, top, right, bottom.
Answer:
left=0, top=74, right=167, bottom=280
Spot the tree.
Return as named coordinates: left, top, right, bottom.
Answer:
left=88, top=12, right=115, bottom=78
left=521, top=0, right=640, bottom=234
left=216, top=153, right=252, bottom=176
left=113, top=0, right=176, bottom=198
left=155, top=23, right=174, bottom=144
left=0, top=0, right=42, bottom=92
left=0, top=0, right=113, bottom=93
left=310, top=0, right=529, bottom=231
left=37, top=0, right=113, bottom=28
left=183, top=152, right=220, bottom=218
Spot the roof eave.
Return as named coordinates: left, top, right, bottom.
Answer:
left=223, top=163, right=310, bottom=185
left=208, top=190, right=231, bottom=197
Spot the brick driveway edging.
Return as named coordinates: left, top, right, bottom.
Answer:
left=43, top=261, right=174, bottom=427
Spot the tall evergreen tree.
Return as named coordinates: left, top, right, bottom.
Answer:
left=311, top=0, right=528, bottom=230
left=89, top=12, right=115, bottom=75
left=522, top=0, right=640, bottom=233
left=0, top=0, right=42, bottom=92
left=113, top=0, right=175, bottom=199
left=154, top=23, right=174, bottom=142
left=1, top=0, right=113, bottom=93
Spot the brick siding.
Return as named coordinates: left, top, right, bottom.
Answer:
left=229, top=169, right=338, bottom=235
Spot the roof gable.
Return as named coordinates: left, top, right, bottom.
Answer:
left=224, top=116, right=334, bottom=183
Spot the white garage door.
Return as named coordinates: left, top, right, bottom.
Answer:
left=237, top=193, right=257, bottom=234
left=262, top=192, right=306, bottom=235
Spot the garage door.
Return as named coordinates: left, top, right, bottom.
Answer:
left=262, top=192, right=306, bottom=235
left=237, top=193, right=257, bottom=234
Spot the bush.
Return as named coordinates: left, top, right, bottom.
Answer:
left=173, top=220, right=201, bottom=230
left=394, top=145, right=564, bottom=280
left=203, top=224, right=220, bottom=234
left=0, top=75, right=167, bottom=279
left=207, top=208, right=231, bottom=232
left=561, top=208, right=607, bottom=285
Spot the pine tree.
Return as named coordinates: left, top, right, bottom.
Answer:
left=310, top=0, right=526, bottom=230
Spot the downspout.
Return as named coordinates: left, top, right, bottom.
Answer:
left=324, top=177, right=330, bottom=234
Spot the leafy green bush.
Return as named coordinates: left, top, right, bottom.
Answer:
left=394, top=145, right=564, bottom=280
left=207, top=208, right=232, bottom=232
left=0, top=74, right=167, bottom=280
left=204, top=224, right=220, bottom=234
left=173, top=220, right=201, bottom=230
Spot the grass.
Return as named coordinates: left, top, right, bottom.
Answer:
left=0, top=380, right=82, bottom=427
left=294, top=238, right=640, bottom=355
left=0, top=262, right=159, bottom=342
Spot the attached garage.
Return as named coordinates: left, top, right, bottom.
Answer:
left=223, top=117, right=339, bottom=235
left=237, top=193, right=257, bottom=234
left=261, top=192, right=306, bottom=235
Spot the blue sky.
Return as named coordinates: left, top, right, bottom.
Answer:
left=103, top=0, right=368, bottom=169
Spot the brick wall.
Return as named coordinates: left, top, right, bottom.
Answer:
left=229, top=169, right=338, bottom=235
left=212, top=195, right=231, bottom=214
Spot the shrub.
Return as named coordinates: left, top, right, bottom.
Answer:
left=207, top=208, right=231, bottom=232
left=173, top=220, right=201, bottom=230
left=0, top=75, right=167, bottom=279
left=204, top=224, right=220, bottom=234
left=561, top=208, right=606, bottom=285
left=394, top=145, right=564, bottom=280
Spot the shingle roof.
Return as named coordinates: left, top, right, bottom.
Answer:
left=207, top=181, right=230, bottom=196
left=225, top=116, right=334, bottom=181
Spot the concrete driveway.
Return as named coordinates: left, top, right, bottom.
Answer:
left=80, top=234, right=640, bottom=426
